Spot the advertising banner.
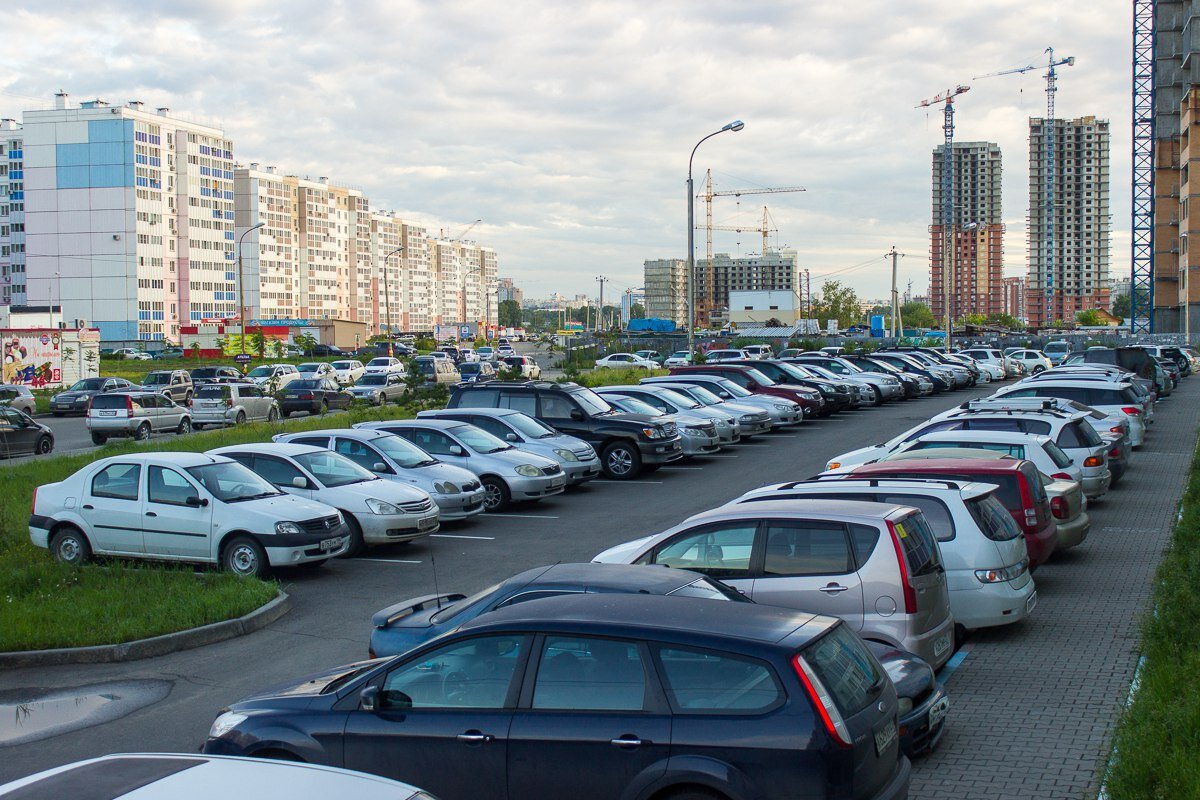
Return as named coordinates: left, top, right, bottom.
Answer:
left=2, top=329, right=62, bottom=387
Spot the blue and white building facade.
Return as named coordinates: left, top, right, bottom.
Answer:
left=0, top=119, right=25, bottom=308
left=19, top=93, right=235, bottom=342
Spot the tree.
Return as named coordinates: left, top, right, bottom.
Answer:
left=293, top=332, right=317, bottom=356
left=898, top=301, right=936, bottom=329
left=763, top=317, right=785, bottom=328
left=248, top=330, right=267, bottom=358
left=810, top=280, right=861, bottom=328
left=1076, top=309, right=1105, bottom=327
left=498, top=300, right=522, bottom=328
left=985, top=313, right=1022, bottom=330
left=630, top=303, right=646, bottom=320
left=1112, top=293, right=1131, bottom=318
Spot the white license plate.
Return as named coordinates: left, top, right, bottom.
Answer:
left=418, top=516, right=438, bottom=530
left=319, top=537, right=341, bottom=552
left=929, top=697, right=950, bottom=728
left=1026, top=592, right=1038, bottom=613
left=874, top=720, right=897, bottom=755
left=99, top=410, right=116, bottom=416
left=549, top=478, right=564, bottom=488
left=933, top=633, right=951, bottom=658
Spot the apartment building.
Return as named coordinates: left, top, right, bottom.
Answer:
left=1000, top=276, right=1027, bottom=322
left=929, top=141, right=1005, bottom=322
left=1152, top=0, right=1192, bottom=331
left=0, top=120, right=25, bottom=308
left=698, top=248, right=802, bottom=323
left=1025, top=116, right=1111, bottom=327
left=233, top=163, right=296, bottom=320
left=643, top=258, right=688, bottom=326
left=496, top=277, right=523, bottom=305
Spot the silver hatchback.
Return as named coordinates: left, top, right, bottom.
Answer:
left=86, top=391, right=192, bottom=445
left=191, top=382, right=280, bottom=428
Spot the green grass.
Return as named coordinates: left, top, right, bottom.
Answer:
left=568, top=367, right=669, bottom=387
left=1105, top=439, right=1200, bottom=798
left=0, top=397, right=429, bottom=651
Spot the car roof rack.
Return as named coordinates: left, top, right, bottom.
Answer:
left=776, top=476, right=971, bottom=491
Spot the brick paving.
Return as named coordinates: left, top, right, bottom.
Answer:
left=910, top=379, right=1198, bottom=799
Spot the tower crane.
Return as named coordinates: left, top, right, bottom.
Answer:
left=696, top=171, right=805, bottom=320
left=975, top=48, right=1074, bottom=326
left=699, top=206, right=777, bottom=291
left=917, top=84, right=970, bottom=348
left=440, top=219, right=482, bottom=241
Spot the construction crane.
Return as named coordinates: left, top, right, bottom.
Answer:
left=701, top=206, right=777, bottom=291
left=975, top=48, right=1074, bottom=326
left=440, top=219, right=482, bottom=241
left=916, top=84, right=970, bottom=348
left=1131, top=3, right=1155, bottom=333
left=696, top=171, right=805, bottom=320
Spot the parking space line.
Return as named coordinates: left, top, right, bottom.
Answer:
left=432, top=534, right=496, bottom=540
left=936, top=645, right=971, bottom=687
left=357, top=558, right=424, bottom=564
left=591, top=480, right=664, bottom=485
left=486, top=513, right=561, bottom=519
left=700, top=455, right=739, bottom=459
left=660, top=466, right=705, bottom=470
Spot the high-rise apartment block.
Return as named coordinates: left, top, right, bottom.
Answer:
left=0, top=119, right=25, bottom=308
left=1000, top=276, right=1026, bottom=321
left=699, top=248, right=802, bottom=322
left=496, top=277, right=523, bottom=305
left=643, top=258, right=687, bottom=325
left=1025, top=116, right=1111, bottom=327
left=928, top=142, right=1005, bottom=322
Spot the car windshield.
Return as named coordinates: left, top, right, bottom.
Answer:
left=453, top=425, right=513, bottom=454
left=863, top=359, right=900, bottom=374
left=1043, top=441, right=1074, bottom=469
left=195, top=385, right=231, bottom=399
left=801, top=623, right=883, bottom=718
left=742, top=367, right=775, bottom=385
left=653, top=388, right=700, bottom=409
left=331, top=361, right=353, bottom=370
left=186, top=462, right=283, bottom=502
left=665, top=577, right=751, bottom=601
left=356, top=374, right=387, bottom=386
left=570, top=387, right=615, bottom=415
left=293, top=451, right=378, bottom=487
left=373, top=435, right=440, bottom=467
left=714, top=378, right=753, bottom=398
left=502, top=357, right=523, bottom=367
left=246, top=366, right=273, bottom=378
left=368, top=358, right=392, bottom=367
left=613, top=396, right=664, bottom=417
left=505, top=413, right=558, bottom=439
left=68, top=378, right=107, bottom=391
left=297, top=363, right=321, bottom=373
left=965, top=493, right=1023, bottom=541
left=684, top=385, right=723, bottom=405
left=416, top=360, right=436, bottom=375
left=670, top=351, right=689, bottom=359
left=142, top=373, right=171, bottom=385
left=460, top=364, right=481, bottom=374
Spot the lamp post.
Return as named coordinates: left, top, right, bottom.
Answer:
left=383, top=246, right=404, bottom=359
left=237, top=221, right=266, bottom=355
left=687, top=120, right=744, bottom=357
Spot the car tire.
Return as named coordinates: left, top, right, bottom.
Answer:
left=50, top=527, right=92, bottom=566
left=870, top=386, right=883, bottom=405
left=134, top=422, right=151, bottom=441
left=601, top=441, right=642, bottom=479
left=235, top=410, right=247, bottom=426
left=1032, top=365, right=1046, bottom=374
left=90, top=433, right=108, bottom=446
left=52, top=411, right=64, bottom=417
left=267, top=407, right=279, bottom=422
left=280, top=410, right=291, bottom=419
left=339, top=514, right=366, bottom=557
left=482, top=476, right=512, bottom=512
left=35, top=435, right=53, bottom=455
left=221, top=535, right=269, bottom=578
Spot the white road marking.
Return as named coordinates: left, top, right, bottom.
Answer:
left=432, top=534, right=496, bottom=540
left=590, top=480, right=664, bottom=485
left=357, top=558, right=423, bottom=564
left=486, top=513, right=561, bottom=519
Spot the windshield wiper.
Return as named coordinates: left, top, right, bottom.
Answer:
left=228, top=491, right=282, bottom=503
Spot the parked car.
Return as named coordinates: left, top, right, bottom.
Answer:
left=139, top=369, right=194, bottom=404
left=347, top=372, right=409, bottom=405
left=993, top=378, right=1148, bottom=447
left=960, top=347, right=1021, bottom=378
left=310, top=344, right=345, bottom=358
left=297, top=362, right=338, bottom=382
left=663, top=350, right=694, bottom=367
left=29, top=453, right=350, bottom=574
left=329, top=359, right=366, bottom=386
left=151, top=346, right=186, bottom=359
left=598, top=392, right=721, bottom=457
left=499, top=355, right=541, bottom=379
left=633, top=349, right=666, bottom=365
left=669, top=364, right=815, bottom=420
left=112, top=347, right=152, bottom=360
left=870, top=352, right=953, bottom=391
left=1082, top=345, right=1157, bottom=381
left=642, top=373, right=787, bottom=429
left=1008, top=349, right=1053, bottom=374
left=87, top=391, right=192, bottom=445
left=476, top=346, right=497, bottom=362
left=790, top=354, right=905, bottom=402
left=245, top=363, right=302, bottom=389
left=877, top=430, right=1084, bottom=486
left=639, top=379, right=773, bottom=436
left=594, top=498, right=956, bottom=670
left=274, top=428, right=486, bottom=522
left=446, top=380, right=683, bottom=480
left=208, top=443, right=439, bottom=554
left=594, top=352, right=658, bottom=370
left=355, top=418, right=566, bottom=512
left=702, top=348, right=752, bottom=362
left=731, top=478, right=1035, bottom=636
left=204, top=593, right=912, bottom=800
left=190, top=366, right=246, bottom=386
left=279, top=378, right=354, bottom=417
left=0, top=384, right=36, bottom=415
left=49, top=377, right=138, bottom=415
left=413, top=355, right=460, bottom=385
left=457, top=361, right=497, bottom=383
left=191, top=382, right=280, bottom=429
left=418, top=407, right=601, bottom=485
left=457, top=347, right=479, bottom=363
left=0, top=406, right=53, bottom=457
left=741, top=344, right=775, bottom=359
left=593, top=383, right=741, bottom=443
left=364, top=357, right=407, bottom=376
left=1043, top=340, right=1072, bottom=366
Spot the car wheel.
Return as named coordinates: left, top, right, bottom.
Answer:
left=90, top=433, right=108, bottom=446
left=35, top=436, right=53, bottom=455
left=267, top=407, right=279, bottom=422
left=235, top=410, right=247, bottom=426
left=52, top=411, right=64, bottom=417
left=50, top=527, right=92, bottom=566
left=177, top=418, right=192, bottom=436
left=482, top=476, right=512, bottom=511
left=870, top=386, right=882, bottom=405
left=221, top=536, right=269, bottom=578
left=601, top=441, right=642, bottom=479
left=134, top=422, right=152, bottom=441
left=1032, top=365, right=1046, bottom=374
left=339, top=514, right=366, bottom=558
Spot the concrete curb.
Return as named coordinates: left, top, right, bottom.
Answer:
left=0, top=591, right=291, bottom=669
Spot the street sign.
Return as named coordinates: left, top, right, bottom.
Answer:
left=234, top=353, right=252, bottom=364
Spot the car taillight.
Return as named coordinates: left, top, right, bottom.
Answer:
left=1110, top=426, right=1124, bottom=433
left=1024, top=508, right=1038, bottom=528
left=225, top=398, right=234, bottom=408
left=885, top=520, right=918, bottom=614
left=792, top=654, right=852, bottom=748
left=1109, top=447, right=1121, bottom=458
left=1050, top=496, right=1068, bottom=520
left=1121, top=407, right=1142, bottom=416
left=299, top=393, right=314, bottom=400
left=1051, top=472, right=1072, bottom=481
left=126, top=395, right=134, bottom=414
left=1083, top=456, right=1103, bottom=467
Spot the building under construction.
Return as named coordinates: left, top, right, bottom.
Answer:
left=929, top=141, right=1005, bottom=321
left=697, top=248, right=802, bottom=324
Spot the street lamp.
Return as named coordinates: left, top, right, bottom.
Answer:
left=687, top=120, right=745, bottom=356
left=237, top=221, right=266, bottom=355
left=383, top=246, right=404, bottom=359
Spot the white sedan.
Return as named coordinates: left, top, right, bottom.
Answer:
left=112, top=348, right=152, bottom=360
left=330, top=359, right=366, bottom=385
left=594, top=353, right=658, bottom=370
left=663, top=351, right=694, bottom=367
left=364, top=357, right=407, bottom=375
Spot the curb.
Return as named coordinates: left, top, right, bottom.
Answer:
left=0, top=591, right=291, bottom=669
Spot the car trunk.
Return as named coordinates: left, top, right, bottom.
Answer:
left=890, top=512, right=950, bottom=636
left=194, top=387, right=231, bottom=410
left=1045, top=479, right=1083, bottom=523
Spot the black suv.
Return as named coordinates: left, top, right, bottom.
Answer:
left=448, top=381, right=683, bottom=479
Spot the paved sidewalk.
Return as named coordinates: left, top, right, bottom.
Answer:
left=910, top=380, right=1198, bottom=799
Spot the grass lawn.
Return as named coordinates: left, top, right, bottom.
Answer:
left=1105, top=438, right=1200, bottom=798
left=569, top=367, right=669, bottom=387
left=0, top=397, right=429, bottom=651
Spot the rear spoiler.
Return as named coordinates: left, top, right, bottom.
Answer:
left=372, top=593, right=468, bottom=628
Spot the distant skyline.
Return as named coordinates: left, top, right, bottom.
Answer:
left=0, top=1, right=1129, bottom=300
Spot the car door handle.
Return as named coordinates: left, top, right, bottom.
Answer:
left=145, top=512, right=157, bottom=517
left=82, top=504, right=94, bottom=510
left=456, top=732, right=495, bottom=744
left=610, top=736, right=643, bottom=748
left=818, top=583, right=849, bottom=594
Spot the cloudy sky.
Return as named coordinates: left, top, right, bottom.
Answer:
left=1, top=0, right=1130, bottom=302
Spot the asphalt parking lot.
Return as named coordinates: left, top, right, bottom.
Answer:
left=1, top=376, right=1194, bottom=798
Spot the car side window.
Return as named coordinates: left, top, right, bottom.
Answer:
left=499, top=392, right=536, bottom=415
left=400, top=429, right=457, bottom=456
left=335, top=438, right=383, bottom=469
left=762, top=521, right=853, bottom=576
left=647, top=522, right=757, bottom=578
left=1056, top=423, right=1087, bottom=448
left=849, top=523, right=881, bottom=568
left=147, top=466, right=199, bottom=506
left=539, top=394, right=577, bottom=419
left=253, top=455, right=307, bottom=487
left=290, top=436, right=330, bottom=448
left=91, top=463, right=141, bottom=501
left=532, top=636, right=647, bottom=711
left=379, top=635, right=525, bottom=710
left=655, top=645, right=781, bottom=713
left=469, top=416, right=514, bottom=440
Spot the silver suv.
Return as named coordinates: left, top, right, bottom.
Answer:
left=594, top=498, right=956, bottom=669
left=192, top=382, right=280, bottom=429
left=140, top=369, right=194, bottom=404
left=87, top=391, right=192, bottom=445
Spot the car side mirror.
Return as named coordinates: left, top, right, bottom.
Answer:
left=184, top=495, right=208, bottom=508
left=291, top=476, right=308, bottom=489
left=372, top=462, right=389, bottom=473
left=359, top=685, right=380, bottom=712
left=449, top=445, right=465, bottom=456
left=570, top=409, right=584, bottom=421
left=506, top=432, right=518, bottom=442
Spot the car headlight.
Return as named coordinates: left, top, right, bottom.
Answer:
left=209, top=711, right=247, bottom=738
left=641, top=427, right=664, bottom=440
left=683, top=426, right=706, bottom=437
left=817, top=386, right=831, bottom=395
left=515, top=464, right=542, bottom=477
left=553, top=447, right=579, bottom=462
left=975, top=560, right=1027, bottom=583
left=433, top=481, right=460, bottom=494
left=275, top=521, right=302, bottom=535
left=365, top=498, right=402, bottom=515
left=897, top=697, right=913, bottom=716
left=773, top=403, right=792, bottom=411
left=886, top=378, right=899, bottom=385
left=713, top=418, right=729, bottom=428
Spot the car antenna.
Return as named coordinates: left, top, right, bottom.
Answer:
left=431, top=553, right=443, bottom=608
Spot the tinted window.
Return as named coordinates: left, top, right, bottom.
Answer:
left=253, top=455, right=307, bottom=487
left=1043, top=441, right=1074, bottom=468
left=196, top=385, right=230, bottom=399
left=466, top=416, right=514, bottom=440
left=656, top=646, right=781, bottom=712
left=966, top=494, right=1023, bottom=541
left=398, top=428, right=457, bottom=456
left=532, top=636, right=646, bottom=711
left=892, top=513, right=940, bottom=574
left=666, top=577, right=750, bottom=601
left=90, top=394, right=129, bottom=409
left=911, top=440, right=1024, bottom=458
left=1056, top=422, right=1089, bottom=448
left=762, top=521, right=852, bottom=576
left=91, top=463, right=141, bottom=500
left=334, top=438, right=384, bottom=469
left=878, top=494, right=954, bottom=542
left=380, top=635, right=524, bottom=710
left=849, top=523, right=881, bottom=568
left=650, top=522, right=756, bottom=578
left=540, top=393, right=578, bottom=418
left=800, top=623, right=882, bottom=717
left=147, top=466, right=198, bottom=506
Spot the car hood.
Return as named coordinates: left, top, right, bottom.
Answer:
left=53, top=390, right=97, bottom=400
left=239, top=493, right=340, bottom=520
left=323, top=478, right=433, bottom=504
left=403, top=461, right=480, bottom=488
left=231, top=657, right=388, bottom=706
left=867, top=641, right=935, bottom=701
left=469, top=447, right=558, bottom=469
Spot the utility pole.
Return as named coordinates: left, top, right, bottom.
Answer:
left=595, top=275, right=608, bottom=332
left=887, top=246, right=901, bottom=337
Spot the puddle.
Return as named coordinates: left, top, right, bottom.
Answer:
left=0, top=680, right=171, bottom=747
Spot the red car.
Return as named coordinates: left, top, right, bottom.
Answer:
left=669, top=364, right=823, bottom=418
left=846, top=456, right=1059, bottom=569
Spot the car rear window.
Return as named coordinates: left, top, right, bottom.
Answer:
left=1057, top=421, right=1102, bottom=448
left=90, top=394, right=128, bottom=409
left=892, top=512, right=940, bottom=575
left=1042, top=441, right=1073, bottom=468
left=965, top=494, right=1023, bottom=541
left=196, top=385, right=230, bottom=399
left=799, top=623, right=882, bottom=718
left=1019, top=463, right=1048, bottom=502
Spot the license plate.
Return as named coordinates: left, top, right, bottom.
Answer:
left=99, top=411, right=116, bottom=416
left=319, top=537, right=341, bottom=552
left=933, top=633, right=951, bottom=658
left=1026, top=592, right=1038, bottom=613
left=549, top=478, right=564, bottom=488
left=874, top=720, right=897, bottom=755
left=929, top=697, right=950, bottom=728
left=418, top=516, right=438, bottom=530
